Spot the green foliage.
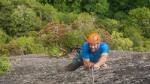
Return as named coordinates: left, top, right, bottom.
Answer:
left=34, top=3, right=57, bottom=23
left=134, top=42, right=150, bottom=52
left=37, top=0, right=49, bottom=4
left=36, top=32, right=60, bottom=47
left=50, top=0, right=69, bottom=12
left=122, top=26, right=143, bottom=46
left=0, top=45, right=9, bottom=56
left=74, top=13, right=95, bottom=30
left=62, top=30, right=84, bottom=49
left=38, top=0, right=81, bottom=12
left=8, top=36, right=45, bottom=55
left=108, top=0, right=130, bottom=13
left=62, top=12, right=78, bottom=24
left=10, top=6, right=41, bottom=36
left=11, top=0, right=56, bottom=23
left=111, top=31, right=133, bottom=50
left=81, top=0, right=109, bottom=15
left=47, top=45, right=63, bottom=57
left=143, top=39, right=150, bottom=51
left=0, top=29, right=10, bottom=44
left=96, top=18, right=121, bottom=33
left=129, top=7, right=150, bottom=38
left=0, top=0, right=14, bottom=33
left=108, top=0, right=150, bottom=16
left=52, top=12, right=78, bottom=24
left=0, top=54, right=11, bottom=75
left=114, top=11, right=128, bottom=20
left=133, top=46, right=146, bottom=52
left=35, top=32, right=65, bottom=57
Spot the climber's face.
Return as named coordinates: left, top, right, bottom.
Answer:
left=89, top=43, right=99, bottom=52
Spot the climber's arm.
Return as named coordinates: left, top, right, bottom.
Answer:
left=94, top=54, right=108, bottom=68
left=82, top=58, right=94, bottom=69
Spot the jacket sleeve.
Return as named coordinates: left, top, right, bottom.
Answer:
left=80, top=43, right=90, bottom=59
left=101, top=43, right=109, bottom=55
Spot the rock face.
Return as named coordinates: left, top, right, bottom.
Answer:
left=0, top=51, right=150, bottom=84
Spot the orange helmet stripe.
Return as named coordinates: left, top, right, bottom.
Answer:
left=87, top=33, right=101, bottom=44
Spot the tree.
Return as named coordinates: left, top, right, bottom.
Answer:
left=129, top=7, right=150, bottom=38
left=81, top=0, right=109, bottom=15
left=0, top=29, right=9, bottom=45
left=111, top=31, right=133, bottom=50
left=122, top=26, right=143, bottom=47
left=37, top=0, right=81, bottom=12
left=107, top=0, right=150, bottom=18
left=10, top=6, right=41, bottom=36
left=0, top=0, right=14, bottom=33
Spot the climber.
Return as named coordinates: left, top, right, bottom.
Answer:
left=64, top=33, right=110, bottom=71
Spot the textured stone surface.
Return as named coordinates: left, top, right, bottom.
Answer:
left=0, top=51, right=150, bottom=84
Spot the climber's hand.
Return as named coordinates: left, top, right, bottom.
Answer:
left=93, top=63, right=100, bottom=70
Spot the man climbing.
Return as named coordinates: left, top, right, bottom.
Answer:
left=65, top=33, right=110, bottom=71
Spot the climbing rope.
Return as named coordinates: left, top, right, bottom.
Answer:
left=92, top=67, right=95, bottom=84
